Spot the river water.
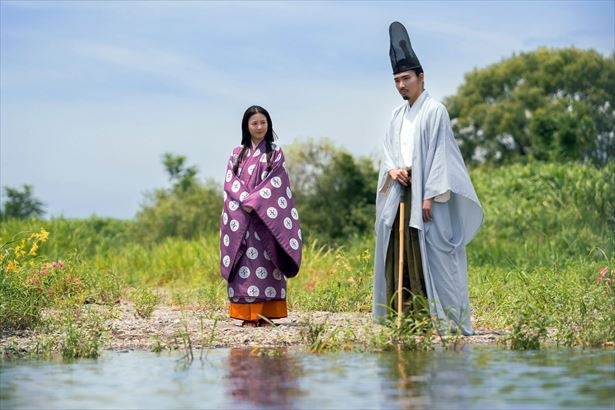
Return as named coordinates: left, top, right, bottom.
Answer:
left=1, top=346, right=613, bottom=409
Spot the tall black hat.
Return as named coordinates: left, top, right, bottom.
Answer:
left=389, top=21, right=422, bottom=74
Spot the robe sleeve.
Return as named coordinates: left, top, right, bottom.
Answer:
left=423, top=105, right=455, bottom=201
left=223, top=148, right=252, bottom=203
left=219, top=148, right=250, bottom=281
left=241, top=147, right=302, bottom=278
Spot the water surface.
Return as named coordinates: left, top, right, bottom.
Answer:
left=1, top=347, right=613, bottom=409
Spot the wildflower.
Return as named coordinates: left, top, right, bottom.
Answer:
left=6, top=260, right=19, bottom=272
left=306, top=281, right=315, bottom=293
left=58, top=260, right=64, bottom=268
left=38, top=229, right=49, bottom=242
left=51, top=261, right=57, bottom=268
left=14, top=245, right=26, bottom=258
left=599, top=267, right=608, bottom=277
left=29, top=243, right=39, bottom=256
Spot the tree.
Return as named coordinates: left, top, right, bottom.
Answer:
left=133, top=154, right=222, bottom=243
left=445, top=48, right=615, bottom=166
left=1, top=184, right=45, bottom=219
left=285, top=139, right=378, bottom=244
left=162, top=153, right=198, bottom=192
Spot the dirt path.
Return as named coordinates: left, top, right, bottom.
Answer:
left=1, top=302, right=506, bottom=355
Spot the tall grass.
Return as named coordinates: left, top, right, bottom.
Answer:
left=1, top=162, right=613, bottom=352
left=469, top=161, right=614, bottom=267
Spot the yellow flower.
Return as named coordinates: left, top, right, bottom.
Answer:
left=6, top=260, right=18, bottom=272
left=15, top=245, right=26, bottom=258
left=38, top=229, right=49, bottom=242
left=29, top=243, right=39, bottom=256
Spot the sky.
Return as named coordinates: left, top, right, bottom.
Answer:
left=1, top=0, right=613, bottom=220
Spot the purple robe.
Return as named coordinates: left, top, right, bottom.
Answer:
left=220, top=141, right=302, bottom=303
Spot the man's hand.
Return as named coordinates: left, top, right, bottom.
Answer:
left=422, top=198, right=433, bottom=222
left=389, top=168, right=411, bottom=187
left=243, top=206, right=253, bottom=213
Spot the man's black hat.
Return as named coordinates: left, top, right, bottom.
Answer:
left=389, top=21, right=422, bottom=74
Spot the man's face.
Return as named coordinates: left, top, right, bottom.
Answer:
left=394, top=70, right=424, bottom=104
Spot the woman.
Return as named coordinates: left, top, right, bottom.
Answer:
left=220, top=105, right=302, bottom=327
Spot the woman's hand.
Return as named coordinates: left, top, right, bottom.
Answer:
left=389, top=168, right=410, bottom=187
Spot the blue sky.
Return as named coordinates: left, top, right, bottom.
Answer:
left=1, top=0, right=613, bottom=219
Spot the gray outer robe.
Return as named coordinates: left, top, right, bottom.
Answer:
left=372, top=91, right=483, bottom=335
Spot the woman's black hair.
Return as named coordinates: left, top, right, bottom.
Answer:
left=233, top=105, right=277, bottom=175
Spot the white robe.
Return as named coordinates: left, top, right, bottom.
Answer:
left=372, top=91, right=483, bottom=335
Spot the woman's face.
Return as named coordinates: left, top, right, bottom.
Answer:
left=248, top=113, right=268, bottom=143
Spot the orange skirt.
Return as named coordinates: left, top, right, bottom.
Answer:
left=229, top=300, right=288, bottom=321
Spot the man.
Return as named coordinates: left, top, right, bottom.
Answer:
left=372, top=22, right=483, bottom=335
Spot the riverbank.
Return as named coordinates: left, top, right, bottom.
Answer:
left=0, top=301, right=506, bottom=357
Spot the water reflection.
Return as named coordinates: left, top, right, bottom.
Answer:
left=225, top=348, right=305, bottom=408
left=0, top=347, right=612, bottom=409
left=378, top=347, right=474, bottom=409
left=379, top=347, right=615, bottom=409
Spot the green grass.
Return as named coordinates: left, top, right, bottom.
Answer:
left=1, top=161, right=613, bottom=355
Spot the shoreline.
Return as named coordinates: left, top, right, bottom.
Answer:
left=1, top=301, right=506, bottom=357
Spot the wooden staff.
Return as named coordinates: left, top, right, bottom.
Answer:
left=397, top=201, right=405, bottom=328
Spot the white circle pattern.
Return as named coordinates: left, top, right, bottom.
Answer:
left=284, top=217, right=293, bottom=230
left=229, top=201, right=239, bottom=211
left=223, top=234, right=230, bottom=247
left=246, top=247, right=258, bottom=260
left=266, top=207, right=278, bottom=219
left=265, top=287, right=277, bottom=298
left=272, top=268, right=282, bottom=281
left=239, top=192, right=248, bottom=201
left=260, top=188, right=271, bottom=199
left=228, top=287, right=234, bottom=298
left=231, top=181, right=241, bottom=193
left=225, top=170, right=232, bottom=182
left=238, top=266, right=250, bottom=279
left=247, top=286, right=260, bottom=297
left=230, top=220, right=240, bottom=232
left=290, top=238, right=299, bottom=250
left=248, top=164, right=256, bottom=175
left=286, top=187, right=292, bottom=198
left=277, top=197, right=287, bottom=209
left=255, top=267, right=268, bottom=279
left=223, top=255, right=230, bottom=267
left=291, top=208, right=299, bottom=220
left=271, top=177, right=282, bottom=188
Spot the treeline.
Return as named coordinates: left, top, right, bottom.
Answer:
left=134, top=140, right=378, bottom=246
left=2, top=158, right=613, bottom=261
left=446, top=48, right=614, bottom=166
